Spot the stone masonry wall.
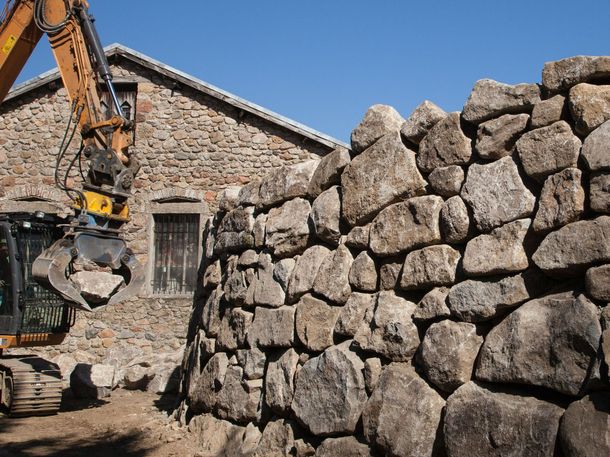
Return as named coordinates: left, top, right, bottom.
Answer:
left=0, top=54, right=332, bottom=366
left=179, top=55, right=610, bottom=457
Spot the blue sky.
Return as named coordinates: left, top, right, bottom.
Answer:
left=15, top=0, right=610, bottom=142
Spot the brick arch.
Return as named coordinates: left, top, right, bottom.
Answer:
left=146, top=188, right=205, bottom=203
left=2, top=184, right=67, bottom=203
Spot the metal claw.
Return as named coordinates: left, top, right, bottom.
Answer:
left=106, top=251, right=145, bottom=306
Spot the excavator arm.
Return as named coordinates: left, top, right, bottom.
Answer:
left=0, top=0, right=144, bottom=310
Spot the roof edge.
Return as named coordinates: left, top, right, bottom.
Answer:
left=5, top=43, right=349, bottom=150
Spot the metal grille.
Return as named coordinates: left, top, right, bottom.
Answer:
left=17, top=224, right=74, bottom=334
left=152, top=214, right=199, bottom=295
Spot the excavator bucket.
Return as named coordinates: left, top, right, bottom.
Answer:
left=32, top=231, right=145, bottom=311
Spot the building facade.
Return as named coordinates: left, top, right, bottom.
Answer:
left=0, top=44, right=344, bottom=361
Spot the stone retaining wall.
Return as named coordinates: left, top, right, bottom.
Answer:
left=179, top=55, right=610, bottom=457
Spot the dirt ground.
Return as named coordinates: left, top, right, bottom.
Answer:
left=0, top=389, right=204, bottom=457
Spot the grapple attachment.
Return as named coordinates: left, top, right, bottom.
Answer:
left=32, top=230, right=144, bottom=311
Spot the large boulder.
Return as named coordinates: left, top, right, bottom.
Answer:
left=70, top=271, right=124, bottom=304
left=247, top=306, right=296, bottom=349
left=586, top=264, right=610, bottom=301
left=399, top=244, right=460, bottom=290
left=341, top=132, right=426, bottom=226
left=440, top=195, right=471, bottom=244
left=291, top=342, right=367, bottom=436
left=334, top=292, right=376, bottom=337
left=70, top=363, right=117, bottom=399
left=531, top=94, right=566, bottom=129
left=413, top=287, right=451, bottom=322
left=189, top=353, right=228, bottom=414
left=475, top=113, right=529, bottom=160
left=265, top=198, right=312, bottom=258
left=295, top=294, right=341, bottom=352
left=542, top=55, right=610, bottom=92
left=568, top=83, right=610, bottom=135
left=313, top=244, right=353, bottom=305
left=581, top=120, right=610, bottom=171
left=362, top=363, right=445, bottom=457
left=590, top=172, right=610, bottom=213
left=462, top=79, right=540, bottom=124
left=188, top=414, right=251, bottom=457
left=310, top=186, right=342, bottom=245
left=216, top=308, right=253, bottom=351
left=215, top=206, right=255, bottom=254
left=444, top=382, right=564, bottom=457
left=307, top=147, right=351, bottom=198
left=351, top=104, right=405, bottom=153
left=532, top=168, right=585, bottom=232
left=258, top=160, right=319, bottom=209
left=349, top=251, right=378, bottom=292
left=417, top=112, right=473, bottom=172
left=428, top=165, right=464, bottom=197
left=532, top=216, right=610, bottom=276
left=265, top=348, right=299, bottom=415
left=251, top=253, right=286, bottom=308
left=400, top=100, right=446, bottom=145
left=315, top=437, right=373, bottom=457
left=216, top=366, right=262, bottom=423
left=476, top=292, right=602, bottom=396
left=559, top=392, right=610, bottom=457
left=286, top=245, right=331, bottom=303
left=369, top=196, right=443, bottom=257
left=461, top=156, right=535, bottom=232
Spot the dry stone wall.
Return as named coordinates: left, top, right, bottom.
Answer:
left=180, top=55, right=610, bottom=457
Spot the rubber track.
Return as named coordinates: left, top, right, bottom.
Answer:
left=0, top=355, right=62, bottom=416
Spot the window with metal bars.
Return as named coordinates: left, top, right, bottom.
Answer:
left=152, top=214, right=199, bottom=295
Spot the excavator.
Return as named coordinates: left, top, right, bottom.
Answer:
left=0, top=0, right=144, bottom=415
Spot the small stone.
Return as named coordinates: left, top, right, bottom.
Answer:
left=247, top=306, right=295, bottom=349
left=516, top=121, right=581, bottom=181
left=444, top=382, right=564, bottom=457
left=224, top=265, right=249, bottom=306
left=399, top=244, right=460, bottom=290
left=363, top=363, right=445, bottom=457
left=542, top=55, right=610, bottom=92
left=341, top=132, right=426, bottom=226
left=313, top=245, right=353, bottom=305
left=559, top=393, right=610, bottom=457
left=582, top=120, right=610, bottom=171
left=369, top=195, right=443, bottom=257
left=447, top=270, right=548, bottom=323
left=440, top=195, right=471, bottom=244
left=258, top=160, right=319, bottom=208
left=462, top=79, right=541, bottom=124
left=296, top=295, right=341, bottom=352
left=310, top=186, right=342, bottom=245
left=201, top=287, right=223, bottom=337
left=203, top=260, right=221, bottom=289
left=236, top=348, right=266, bottom=380
left=334, top=292, right=376, bottom=337
left=265, top=198, right=312, bottom=258
left=287, top=245, right=331, bottom=303
left=533, top=168, right=585, bottom=232
left=253, top=213, right=266, bottom=248
left=569, top=83, right=610, bottom=135
left=291, top=341, right=367, bottom=436
left=252, top=253, right=285, bottom=307
left=463, top=219, right=531, bottom=276
left=316, top=437, right=373, bottom=457
left=307, top=147, right=351, bottom=198
left=354, top=291, right=419, bottom=362
left=274, top=258, right=296, bottom=291
left=351, top=104, right=405, bottom=153
left=413, top=287, right=451, bottom=322
left=532, top=216, right=610, bottom=276
left=461, top=156, right=535, bottom=232
left=417, top=112, right=473, bottom=172
left=420, top=320, right=483, bottom=392
left=590, top=172, right=610, bottom=213
left=265, top=348, right=299, bottom=414
left=475, top=113, right=529, bottom=160
left=586, top=264, right=610, bottom=301
left=427, top=165, right=464, bottom=197
left=364, top=358, right=382, bottom=394
left=238, top=250, right=258, bottom=267
left=345, top=224, right=370, bottom=250
left=476, top=292, right=602, bottom=396
left=531, top=94, right=567, bottom=128
left=400, top=100, right=447, bottom=144
left=349, top=251, right=378, bottom=292
left=379, top=261, right=402, bottom=290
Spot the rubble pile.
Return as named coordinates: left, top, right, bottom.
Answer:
left=179, top=55, right=610, bottom=456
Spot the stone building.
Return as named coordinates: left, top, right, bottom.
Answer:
left=0, top=43, right=345, bottom=362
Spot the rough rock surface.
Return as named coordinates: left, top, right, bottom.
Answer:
left=349, top=251, right=378, bottom=292
left=258, top=160, right=319, bottom=209
left=346, top=224, right=370, bottom=250
left=417, top=112, right=472, bottom=172
left=532, top=216, right=610, bottom=276
left=310, top=186, right=342, bottom=246
left=216, top=308, right=253, bottom=351
left=475, top=113, right=529, bottom=160
left=440, top=195, right=471, bottom=244
left=216, top=366, right=262, bottom=423
left=400, top=100, right=446, bottom=145
left=189, top=353, right=229, bottom=414
left=341, top=132, right=426, bottom=226
left=247, top=306, right=295, bottom=349
left=251, top=253, right=286, bottom=307
left=215, top=207, right=255, bottom=254
left=542, top=55, right=610, bottom=92
left=585, top=264, right=610, bottom=301
left=476, top=292, right=602, bottom=396
left=237, top=348, right=266, bottom=380
left=307, top=147, right=351, bottom=198
left=369, top=196, right=443, bottom=256
left=462, top=219, right=531, bottom=276
left=316, top=437, right=372, bottom=457
left=313, top=244, right=353, bottom=304
left=265, top=348, right=299, bottom=414
left=363, top=358, right=382, bottom=394
left=70, top=271, right=124, bottom=304
left=444, top=382, right=564, bottom=457
left=531, top=94, right=566, bottom=128
left=447, top=271, right=546, bottom=322
left=351, top=104, right=405, bottom=153
left=559, top=393, right=610, bottom=457
left=295, top=295, right=341, bottom=352
left=461, top=157, right=535, bottom=232
left=569, top=83, right=610, bottom=135
left=420, top=321, right=483, bottom=392
left=399, top=244, right=460, bottom=290
left=516, top=121, right=582, bottom=181
left=532, top=168, right=585, bottom=232
left=462, top=79, right=541, bottom=124
left=413, top=287, right=451, bottom=322
left=379, top=261, right=402, bottom=290
left=334, top=292, right=376, bottom=337
left=287, top=245, right=331, bottom=303
left=291, top=342, right=367, bottom=436
left=427, top=165, right=464, bottom=197
left=581, top=120, right=610, bottom=171
left=590, top=172, right=610, bottom=213
left=362, top=363, right=445, bottom=457
left=265, top=198, right=312, bottom=258
left=354, top=291, right=419, bottom=361
left=70, top=363, right=117, bottom=399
